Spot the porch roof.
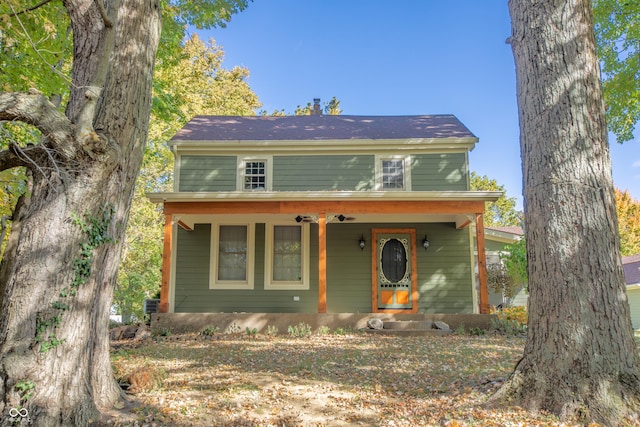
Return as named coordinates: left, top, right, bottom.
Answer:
left=146, top=190, right=502, bottom=204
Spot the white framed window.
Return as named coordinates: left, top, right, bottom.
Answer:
left=265, top=223, right=310, bottom=290
left=238, top=157, right=271, bottom=191
left=210, top=223, right=255, bottom=289
left=376, top=155, right=411, bottom=190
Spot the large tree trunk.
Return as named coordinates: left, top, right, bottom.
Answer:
left=489, top=0, right=640, bottom=425
left=0, top=1, right=161, bottom=425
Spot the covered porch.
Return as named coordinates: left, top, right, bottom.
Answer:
left=149, top=191, right=500, bottom=315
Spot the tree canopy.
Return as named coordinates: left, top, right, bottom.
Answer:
left=593, top=0, right=639, bottom=143
left=470, top=171, right=523, bottom=227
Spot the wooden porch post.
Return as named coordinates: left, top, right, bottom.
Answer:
left=159, top=212, right=172, bottom=313
left=476, top=213, right=490, bottom=314
left=318, top=213, right=327, bottom=313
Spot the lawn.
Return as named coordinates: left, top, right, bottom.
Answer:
left=108, top=331, right=610, bottom=427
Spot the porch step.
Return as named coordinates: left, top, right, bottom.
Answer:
left=363, top=320, right=452, bottom=336
left=383, top=320, right=433, bottom=330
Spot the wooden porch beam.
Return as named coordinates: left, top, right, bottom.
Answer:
left=163, top=200, right=487, bottom=215
left=318, top=213, right=327, bottom=313
left=159, top=213, right=172, bottom=313
left=476, top=213, right=490, bottom=314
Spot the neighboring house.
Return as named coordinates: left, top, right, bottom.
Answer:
left=147, top=113, right=502, bottom=315
left=482, top=226, right=527, bottom=308
left=624, top=254, right=640, bottom=329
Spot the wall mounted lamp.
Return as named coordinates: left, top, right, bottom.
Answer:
left=359, top=235, right=366, bottom=250
left=422, top=235, right=430, bottom=251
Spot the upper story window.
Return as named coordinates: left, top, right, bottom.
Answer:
left=244, top=161, right=266, bottom=190
left=377, top=156, right=410, bottom=190
left=239, top=157, right=271, bottom=191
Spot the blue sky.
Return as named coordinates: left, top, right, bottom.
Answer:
left=199, top=0, right=639, bottom=209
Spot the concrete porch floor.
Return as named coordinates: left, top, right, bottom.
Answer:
left=150, top=312, right=495, bottom=335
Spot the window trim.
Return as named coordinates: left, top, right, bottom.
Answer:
left=264, top=222, right=310, bottom=290
left=209, top=222, right=255, bottom=290
left=237, top=156, right=272, bottom=191
left=375, top=155, right=411, bottom=191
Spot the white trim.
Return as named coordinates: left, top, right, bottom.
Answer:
left=469, top=226, right=479, bottom=314
left=169, top=218, right=177, bottom=313
left=264, top=222, right=310, bottom=290
left=210, top=223, right=255, bottom=290
left=170, top=137, right=478, bottom=155
left=237, top=156, right=273, bottom=191
left=174, top=153, right=181, bottom=192
left=147, top=190, right=503, bottom=203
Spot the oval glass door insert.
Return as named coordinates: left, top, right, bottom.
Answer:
left=381, top=238, right=408, bottom=283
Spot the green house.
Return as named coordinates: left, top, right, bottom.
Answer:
left=147, top=113, right=501, bottom=315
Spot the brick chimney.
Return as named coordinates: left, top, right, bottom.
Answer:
left=312, top=98, right=321, bottom=115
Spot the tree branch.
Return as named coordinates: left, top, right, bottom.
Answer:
left=0, top=90, right=76, bottom=161
left=94, top=0, right=113, bottom=28
left=6, top=0, right=54, bottom=17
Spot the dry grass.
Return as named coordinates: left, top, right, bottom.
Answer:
left=108, top=331, right=618, bottom=426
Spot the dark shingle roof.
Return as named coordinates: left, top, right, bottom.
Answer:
left=623, top=254, right=640, bottom=286
left=171, top=115, right=477, bottom=142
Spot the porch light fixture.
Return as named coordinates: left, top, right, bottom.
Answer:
left=295, top=215, right=303, bottom=223
left=422, top=235, right=430, bottom=251
left=359, top=235, right=366, bottom=250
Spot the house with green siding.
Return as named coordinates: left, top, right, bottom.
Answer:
left=147, top=112, right=502, bottom=315
left=624, top=255, right=640, bottom=330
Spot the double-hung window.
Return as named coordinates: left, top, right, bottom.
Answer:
left=210, top=223, right=255, bottom=289
left=377, top=156, right=410, bottom=190
left=265, top=223, right=310, bottom=290
left=239, top=157, right=270, bottom=191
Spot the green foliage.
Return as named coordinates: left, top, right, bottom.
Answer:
left=245, top=327, right=258, bottom=337
left=491, top=306, right=528, bottom=336
left=14, top=379, right=36, bottom=402
left=266, top=325, right=279, bottom=336
left=593, top=0, right=639, bottom=143
left=287, top=322, right=313, bottom=338
left=468, top=327, right=485, bottom=336
left=201, top=326, right=220, bottom=336
left=500, top=238, right=528, bottom=287
left=317, top=325, right=331, bottom=336
left=293, top=96, right=342, bottom=116
left=470, top=172, right=523, bottom=227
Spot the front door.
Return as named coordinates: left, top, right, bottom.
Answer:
left=372, top=229, right=417, bottom=312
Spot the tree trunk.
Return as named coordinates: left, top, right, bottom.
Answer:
left=0, top=0, right=161, bottom=425
left=488, top=0, right=640, bottom=424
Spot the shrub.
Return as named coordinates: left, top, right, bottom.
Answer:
left=266, top=325, right=279, bottom=336
left=224, top=322, right=242, bottom=334
left=201, top=326, right=220, bottom=336
left=287, top=322, right=312, bottom=338
left=491, top=305, right=528, bottom=335
left=317, top=325, right=331, bottom=336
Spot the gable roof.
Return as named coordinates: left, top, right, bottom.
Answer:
left=623, top=254, right=640, bottom=286
left=171, top=115, right=477, bottom=142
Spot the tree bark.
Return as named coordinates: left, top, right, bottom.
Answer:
left=0, top=0, right=161, bottom=425
left=488, top=0, right=640, bottom=425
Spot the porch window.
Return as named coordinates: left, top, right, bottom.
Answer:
left=265, top=223, right=310, bottom=290
left=210, top=224, right=255, bottom=289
